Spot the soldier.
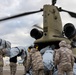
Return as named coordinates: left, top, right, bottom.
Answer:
left=26, top=44, right=44, bottom=75
left=9, top=46, right=26, bottom=75
left=0, top=39, right=11, bottom=75
left=0, top=48, right=10, bottom=75
left=54, top=40, right=74, bottom=75
left=27, top=46, right=33, bottom=53
left=22, top=46, right=32, bottom=75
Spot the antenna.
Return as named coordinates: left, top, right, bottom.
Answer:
left=52, top=0, right=57, bottom=5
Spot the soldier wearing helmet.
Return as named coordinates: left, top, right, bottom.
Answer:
left=26, top=44, right=44, bottom=75
left=54, top=40, right=74, bottom=75
left=23, top=46, right=33, bottom=75
left=28, top=46, right=33, bottom=52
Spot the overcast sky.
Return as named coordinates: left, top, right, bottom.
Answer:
left=0, top=0, right=76, bottom=47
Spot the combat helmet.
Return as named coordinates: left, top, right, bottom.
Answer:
left=59, top=40, right=67, bottom=47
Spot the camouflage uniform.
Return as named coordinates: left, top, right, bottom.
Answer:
left=9, top=46, right=26, bottom=75
left=0, top=50, right=4, bottom=75
left=67, top=44, right=71, bottom=49
left=10, top=62, right=17, bottom=75
left=26, top=48, right=44, bottom=75
left=54, top=40, right=74, bottom=75
left=0, top=40, right=11, bottom=75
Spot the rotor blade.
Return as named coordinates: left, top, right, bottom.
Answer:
left=52, top=0, right=57, bottom=5
left=33, top=24, right=43, bottom=30
left=59, top=7, right=76, bottom=18
left=0, top=9, right=43, bottom=22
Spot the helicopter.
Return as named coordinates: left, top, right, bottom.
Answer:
left=0, top=0, right=76, bottom=55
left=0, top=0, right=76, bottom=60
left=0, top=0, right=76, bottom=75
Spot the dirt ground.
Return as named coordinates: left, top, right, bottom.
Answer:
left=3, top=64, right=24, bottom=75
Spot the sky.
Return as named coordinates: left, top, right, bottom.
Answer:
left=0, top=0, right=76, bottom=47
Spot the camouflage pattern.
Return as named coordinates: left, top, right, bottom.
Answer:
left=67, top=44, right=71, bottom=49
left=0, top=40, right=11, bottom=75
left=32, top=69, right=44, bottom=75
left=0, top=55, right=3, bottom=75
left=0, top=50, right=4, bottom=75
left=26, top=48, right=44, bottom=75
left=10, top=62, right=17, bottom=75
left=0, top=51, right=4, bottom=67
left=54, top=40, right=74, bottom=75
left=0, top=48, right=9, bottom=75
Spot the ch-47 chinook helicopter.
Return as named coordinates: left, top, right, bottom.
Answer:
left=0, top=0, right=76, bottom=74
left=0, top=0, right=76, bottom=52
